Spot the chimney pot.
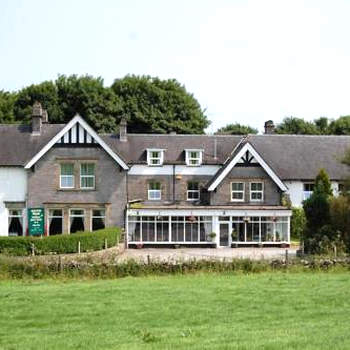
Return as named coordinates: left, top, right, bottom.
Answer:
left=42, top=109, right=48, bottom=123
left=264, top=120, right=275, bottom=134
left=119, top=118, right=127, bottom=142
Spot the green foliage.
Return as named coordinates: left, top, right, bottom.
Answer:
left=276, top=115, right=350, bottom=135
left=275, top=117, right=320, bottom=134
left=290, top=207, right=306, bottom=240
left=329, top=116, right=350, bottom=135
left=315, top=168, right=333, bottom=196
left=3, top=74, right=209, bottom=134
left=0, top=91, right=17, bottom=123
left=215, top=123, right=258, bottom=135
left=0, top=227, right=120, bottom=256
left=330, top=195, right=350, bottom=249
left=303, top=169, right=333, bottom=253
left=111, top=75, right=209, bottom=134
left=55, top=75, right=122, bottom=133
left=13, top=81, right=63, bottom=125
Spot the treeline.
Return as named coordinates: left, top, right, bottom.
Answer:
left=275, top=116, right=350, bottom=135
left=215, top=116, right=350, bottom=135
left=0, top=75, right=209, bottom=134
left=1, top=74, right=350, bottom=135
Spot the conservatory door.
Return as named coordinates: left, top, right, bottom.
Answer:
left=219, top=223, right=230, bottom=247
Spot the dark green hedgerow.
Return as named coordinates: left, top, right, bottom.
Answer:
left=0, top=227, right=121, bottom=256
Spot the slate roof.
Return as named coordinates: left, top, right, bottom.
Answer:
left=0, top=123, right=349, bottom=180
left=0, top=124, right=65, bottom=166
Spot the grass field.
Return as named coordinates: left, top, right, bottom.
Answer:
left=0, top=273, right=349, bottom=349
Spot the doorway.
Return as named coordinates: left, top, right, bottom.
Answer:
left=219, top=223, right=230, bottom=247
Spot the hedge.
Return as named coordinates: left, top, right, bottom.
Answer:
left=0, top=227, right=121, bottom=256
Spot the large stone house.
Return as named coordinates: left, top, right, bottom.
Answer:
left=0, top=103, right=349, bottom=247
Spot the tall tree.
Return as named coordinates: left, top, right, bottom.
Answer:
left=13, top=81, right=62, bottom=124
left=215, top=123, right=258, bottom=135
left=111, top=75, right=209, bottom=134
left=55, top=75, right=122, bottom=133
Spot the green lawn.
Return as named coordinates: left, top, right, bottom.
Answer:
left=0, top=273, right=349, bottom=349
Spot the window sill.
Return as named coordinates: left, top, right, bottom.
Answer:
left=57, top=188, right=96, bottom=192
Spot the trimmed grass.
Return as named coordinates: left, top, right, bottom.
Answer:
left=0, top=273, right=349, bottom=349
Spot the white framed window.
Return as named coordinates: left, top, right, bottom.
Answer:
left=80, top=163, right=95, bottom=189
left=187, top=181, right=200, bottom=201
left=60, top=163, right=74, bottom=188
left=148, top=182, right=161, bottom=200
left=185, top=149, right=203, bottom=166
left=147, top=149, right=164, bottom=166
left=91, top=209, right=106, bottom=231
left=303, top=183, right=314, bottom=200
left=250, top=182, right=263, bottom=202
left=231, top=182, right=245, bottom=201
left=69, top=209, right=85, bottom=233
left=48, top=209, right=63, bottom=236
left=8, top=209, right=23, bottom=236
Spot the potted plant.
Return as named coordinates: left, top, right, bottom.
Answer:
left=208, top=232, right=216, bottom=242
left=231, top=230, right=237, bottom=242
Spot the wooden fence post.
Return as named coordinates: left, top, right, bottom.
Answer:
left=104, top=238, right=108, bottom=249
left=31, top=243, right=35, bottom=256
left=58, top=255, right=63, bottom=272
left=78, top=241, right=81, bottom=254
left=285, top=249, right=289, bottom=265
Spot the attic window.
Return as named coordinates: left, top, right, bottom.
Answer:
left=185, top=149, right=203, bottom=166
left=147, top=149, right=164, bottom=166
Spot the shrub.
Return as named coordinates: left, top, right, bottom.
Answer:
left=290, top=207, right=306, bottom=241
left=303, top=169, right=333, bottom=253
left=0, top=227, right=121, bottom=256
left=330, top=195, right=350, bottom=251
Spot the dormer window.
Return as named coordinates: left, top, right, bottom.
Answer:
left=185, top=149, right=203, bottom=166
left=147, top=149, right=164, bottom=166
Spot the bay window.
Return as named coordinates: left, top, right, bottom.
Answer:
left=48, top=209, right=63, bottom=235
left=92, top=209, right=105, bottom=231
left=70, top=209, right=85, bottom=233
left=8, top=209, right=23, bottom=236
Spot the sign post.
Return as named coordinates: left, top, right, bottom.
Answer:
left=28, top=208, right=45, bottom=236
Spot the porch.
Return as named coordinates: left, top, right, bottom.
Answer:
left=126, top=206, right=292, bottom=248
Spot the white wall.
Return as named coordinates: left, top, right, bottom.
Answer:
left=0, top=167, right=27, bottom=236
left=286, top=180, right=340, bottom=207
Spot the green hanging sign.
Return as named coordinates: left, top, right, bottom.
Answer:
left=28, top=208, right=45, bottom=236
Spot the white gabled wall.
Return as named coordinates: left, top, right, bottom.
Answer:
left=0, top=167, right=27, bottom=236
left=286, top=180, right=340, bottom=207
left=285, top=181, right=304, bottom=207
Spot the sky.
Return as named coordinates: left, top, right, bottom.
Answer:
left=1, top=0, right=350, bottom=133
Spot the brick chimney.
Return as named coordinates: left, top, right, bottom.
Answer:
left=32, top=101, right=43, bottom=135
left=264, top=120, right=275, bottom=134
left=119, top=118, right=127, bottom=142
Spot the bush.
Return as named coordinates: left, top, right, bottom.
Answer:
left=0, top=227, right=121, bottom=256
left=330, top=195, right=350, bottom=251
left=290, top=207, right=306, bottom=241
